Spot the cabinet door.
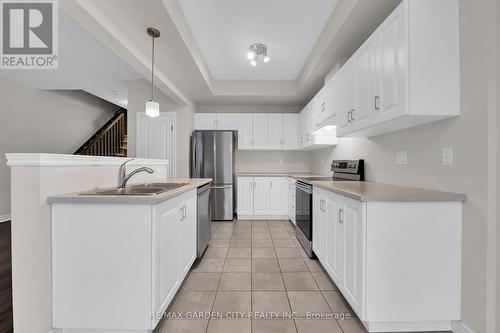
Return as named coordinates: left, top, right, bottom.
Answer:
left=288, top=179, right=296, bottom=223
left=325, top=194, right=342, bottom=283
left=307, top=101, right=316, bottom=143
left=342, top=198, right=364, bottom=315
left=154, top=202, right=179, bottom=314
left=336, top=62, right=355, bottom=136
left=298, top=109, right=305, bottom=147
left=252, top=114, right=269, bottom=150
left=180, top=194, right=197, bottom=279
left=324, top=80, right=337, bottom=122
left=267, top=114, right=284, bottom=150
left=283, top=114, right=299, bottom=150
left=238, top=114, right=253, bottom=150
left=237, top=177, right=254, bottom=216
left=375, top=4, right=406, bottom=121
left=269, top=177, right=287, bottom=216
left=253, top=177, right=269, bottom=216
left=353, top=37, right=377, bottom=127
left=194, top=113, right=217, bottom=130
left=312, top=190, right=324, bottom=261
left=216, top=113, right=238, bottom=130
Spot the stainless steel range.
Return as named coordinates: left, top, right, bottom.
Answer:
left=295, top=160, right=364, bottom=258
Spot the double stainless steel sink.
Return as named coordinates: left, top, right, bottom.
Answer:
left=79, top=182, right=189, bottom=196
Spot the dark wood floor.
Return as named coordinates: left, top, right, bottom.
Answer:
left=0, top=222, right=12, bottom=333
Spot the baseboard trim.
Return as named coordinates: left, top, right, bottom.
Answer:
left=0, top=214, right=11, bottom=223
left=452, top=321, right=476, bottom=333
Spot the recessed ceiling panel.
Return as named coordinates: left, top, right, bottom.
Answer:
left=179, top=0, right=338, bottom=80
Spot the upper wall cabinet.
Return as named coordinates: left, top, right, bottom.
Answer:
left=299, top=102, right=338, bottom=150
left=334, top=0, right=460, bottom=137
left=194, top=113, right=238, bottom=130
left=237, top=113, right=299, bottom=151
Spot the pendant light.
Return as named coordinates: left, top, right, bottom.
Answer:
left=145, top=27, right=160, bottom=118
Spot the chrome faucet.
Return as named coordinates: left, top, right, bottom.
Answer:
left=118, top=159, right=154, bottom=188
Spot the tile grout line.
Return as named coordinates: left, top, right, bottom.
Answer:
left=273, top=220, right=299, bottom=333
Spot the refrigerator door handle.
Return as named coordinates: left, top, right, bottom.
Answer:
left=192, top=135, right=198, bottom=177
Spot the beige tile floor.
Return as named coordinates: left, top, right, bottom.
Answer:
left=157, top=219, right=450, bottom=333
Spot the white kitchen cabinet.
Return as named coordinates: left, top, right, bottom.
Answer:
left=51, top=189, right=198, bottom=331
left=267, top=114, right=284, bottom=150
left=312, top=186, right=462, bottom=332
left=237, top=177, right=254, bottom=215
left=216, top=113, right=238, bottom=130
left=269, top=177, right=288, bottom=216
left=283, top=114, right=299, bottom=150
left=236, top=113, right=300, bottom=151
left=342, top=196, right=364, bottom=315
left=300, top=104, right=338, bottom=150
left=335, top=0, right=459, bottom=137
left=253, top=177, right=269, bottom=216
left=325, top=195, right=341, bottom=282
left=237, top=114, right=253, bottom=150
left=154, top=200, right=180, bottom=317
left=314, top=79, right=337, bottom=129
left=194, top=113, right=217, bottom=130
left=288, top=178, right=296, bottom=224
left=353, top=36, right=377, bottom=128
left=177, top=194, right=197, bottom=281
left=252, top=114, right=269, bottom=150
left=237, top=176, right=288, bottom=219
left=312, top=189, right=326, bottom=262
left=194, top=113, right=238, bottom=130
left=335, top=62, right=354, bottom=134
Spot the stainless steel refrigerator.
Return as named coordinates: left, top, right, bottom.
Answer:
left=191, top=131, right=234, bottom=221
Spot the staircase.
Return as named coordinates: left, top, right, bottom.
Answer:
left=74, top=108, right=128, bottom=157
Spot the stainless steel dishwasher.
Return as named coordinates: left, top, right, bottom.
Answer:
left=197, top=183, right=211, bottom=257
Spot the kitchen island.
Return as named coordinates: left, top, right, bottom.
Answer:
left=47, top=178, right=211, bottom=333
left=310, top=180, right=466, bottom=332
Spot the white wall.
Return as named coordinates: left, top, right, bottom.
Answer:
left=127, top=79, right=194, bottom=177
left=0, top=77, right=117, bottom=220
left=310, top=1, right=495, bottom=331
left=235, top=150, right=312, bottom=174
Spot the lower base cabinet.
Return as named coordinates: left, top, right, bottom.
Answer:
left=51, top=189, right=198, bottom=332
left=312, top=187, right=462, bottom=332
left=237, top=176, right=288, bottom=219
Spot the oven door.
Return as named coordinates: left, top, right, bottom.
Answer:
left=295, top=182, right=312, bottom=240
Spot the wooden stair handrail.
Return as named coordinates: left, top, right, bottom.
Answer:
left=74, top=108, right=127, bottom=156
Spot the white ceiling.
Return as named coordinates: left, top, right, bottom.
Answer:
left=179, top=0, right=338, bottom=80
left=0, top=10, right=143, bottom=107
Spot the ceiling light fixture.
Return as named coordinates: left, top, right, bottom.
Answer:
left=247, top=43, right=270, bottom=67
left=145, top=27, right=160, bottom=118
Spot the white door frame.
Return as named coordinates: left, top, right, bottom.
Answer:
left=136, top=112, right=177, bottom=178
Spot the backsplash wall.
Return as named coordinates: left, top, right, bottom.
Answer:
left=235, top=150, right=312, bottom=174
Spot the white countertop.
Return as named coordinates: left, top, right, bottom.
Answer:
left=47, top=178, right=212, bottom=205
left=312, top=181, right=467, bottom=202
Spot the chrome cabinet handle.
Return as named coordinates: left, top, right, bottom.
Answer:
left=339, top=208, right=344, bottom=223
left=375, top=96, right=380, bottom=110
left=347, top=110, right=351, bottom=123
left=183, top=205, right=187, bottom=221
left=351, top=109, right=355, bottom=121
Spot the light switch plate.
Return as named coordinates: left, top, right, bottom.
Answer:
left=442, top=147, right=453, bottom=166
left=396, top=151, right=408, bottom=165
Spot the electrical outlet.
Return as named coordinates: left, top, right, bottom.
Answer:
left=396, top=151, right=408, bottom=165
left=278, top=159, right=283, bottom=165
left=442, top=147, right=453, bottom=166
